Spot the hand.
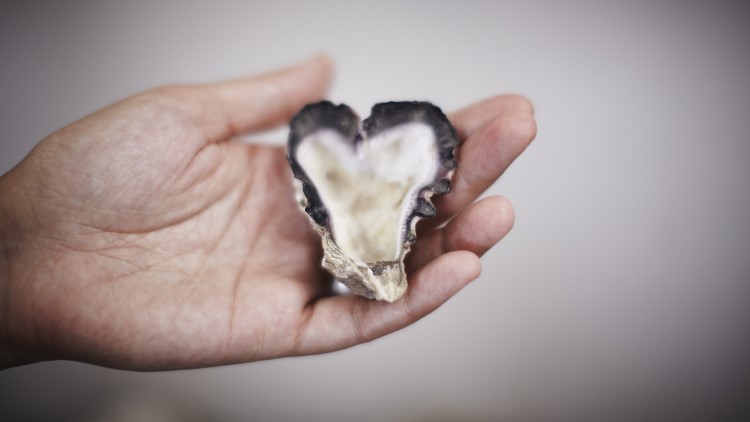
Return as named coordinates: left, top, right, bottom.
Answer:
left=0, top=56, right=536, bottom=370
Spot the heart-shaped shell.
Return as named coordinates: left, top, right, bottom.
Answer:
left=287, top=101, right=457, bottom=302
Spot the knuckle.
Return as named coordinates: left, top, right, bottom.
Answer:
left=133, top=84, right=204, bottom=124
left=137, top=85, right=197, bottom=112
left=148, top=84, right=193, bottom=100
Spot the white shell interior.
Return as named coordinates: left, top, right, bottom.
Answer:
left=295, top=122, right=439, bottom=263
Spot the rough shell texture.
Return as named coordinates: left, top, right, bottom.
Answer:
left=287, top=101, right=457, bottom=302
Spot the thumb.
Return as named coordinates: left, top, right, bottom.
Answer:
left=191, top=54, right=334, bottom=141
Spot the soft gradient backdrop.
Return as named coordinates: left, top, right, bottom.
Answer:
left=2, top=1, right=748, bottom=421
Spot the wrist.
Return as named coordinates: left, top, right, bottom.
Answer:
left=0, top=170, right=36, bottom=369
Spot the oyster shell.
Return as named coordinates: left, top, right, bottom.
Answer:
left=287, top=101, right=457, bottom=302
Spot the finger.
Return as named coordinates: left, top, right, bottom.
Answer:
left=426, top=109, right=536, bottom=229
left=292, top=250, right=481, bottom=356
left=406, top=196, right=514, bottom=273
left=449, top=94, right=534, bottom=140
left=149, top=54, right=333, bottom=142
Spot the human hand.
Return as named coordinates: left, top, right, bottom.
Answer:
left=0, top=56, right=536, bottom=370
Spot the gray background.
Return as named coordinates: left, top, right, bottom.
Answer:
left=1, top=1, right=748, bottom=421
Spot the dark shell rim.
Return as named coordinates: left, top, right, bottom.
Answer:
left=286, top=100, right=458, bottom=248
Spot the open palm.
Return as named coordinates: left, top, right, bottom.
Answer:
left=0, top=56, right=536, bottom=370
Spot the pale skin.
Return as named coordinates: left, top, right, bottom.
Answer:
left=0, top=55, right=536, bottom=370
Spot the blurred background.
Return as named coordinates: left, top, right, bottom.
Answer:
left=1, top=0, right=748, bottom=421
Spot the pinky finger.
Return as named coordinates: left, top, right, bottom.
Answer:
left=292, top=251, right=481, bottom=356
